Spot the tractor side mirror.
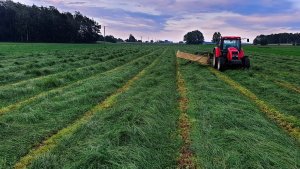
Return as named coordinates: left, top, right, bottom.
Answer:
left=247, top=39, right=249, bottom=43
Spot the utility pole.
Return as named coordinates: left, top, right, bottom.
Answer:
left=104, top=26, right=106, bottom=44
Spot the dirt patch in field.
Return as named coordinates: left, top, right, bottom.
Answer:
left=178, top=113, right=196, bottom=169
left=176, top=60, right=197, bottom=169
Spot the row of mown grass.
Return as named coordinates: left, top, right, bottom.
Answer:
left=0, top=43, right=122, bottom=61
left=225, top=68, right=300, bottom=119
left=243, top=46, right=300, bottom=86
left=0, top=47, right=163, bottom=168
left=14, top=48, right=168, bottom=169
left=0, top=48, right=112, bottom=74
left=0, top=49, right=156, bottom=117
left=178, top=59, right=300, bottom=168
left=227, top=46, right=299, bottom=122
left=0, top=43, right=298, bottom=169
left=0, top=48, right=155, bottom=109
left=180, top=44, right=300, bottom=125
left=220, top=46, right=300, bottom=123
left=20, top=48, right=180, bottom=169
left=179, top=44, right=300, bottom=85
left=0, top=44, right=144, bottom=85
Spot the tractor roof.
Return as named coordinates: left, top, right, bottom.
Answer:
left=222, top=36, right=241, bottom=39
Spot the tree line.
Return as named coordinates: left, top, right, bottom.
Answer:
left=0, top=0, right=101, bottom=43
left=253, top=33, right=300, bottom=45
left=184, top=31, right=300, bottom=46
left=183, top=30, right=222, bottom=44
left=98, top=34, right=141, bottom=43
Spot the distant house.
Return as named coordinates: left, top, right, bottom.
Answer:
left=203, top=42, right=215, bottom=45
left=156, top=40, right=173, bottom=44
left=164, top=40, right=173, bottom=44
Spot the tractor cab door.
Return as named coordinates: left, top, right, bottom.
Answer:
left=218, top=39, right=222, bottom=49
left=220, top=39, right=227, bottom=57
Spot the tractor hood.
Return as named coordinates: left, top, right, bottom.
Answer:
left=227, top=47, right=239, bottom=53
left=227, top=47, right=240, bottom=60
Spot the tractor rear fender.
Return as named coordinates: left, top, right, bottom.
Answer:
left=214, top=47, right=221, bottom=57
left=239, top=48, right=245, bottom=59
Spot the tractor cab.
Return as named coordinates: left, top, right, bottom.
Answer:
left=212, top=36, right=250, bottom=71
left=220, top=37, right=241, bottom=51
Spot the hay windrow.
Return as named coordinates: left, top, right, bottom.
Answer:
left=13, top=51, right=164, bottom=169
left=0, top=50, right=157, bottom=117
left=209, top=67, right=300, bottom=143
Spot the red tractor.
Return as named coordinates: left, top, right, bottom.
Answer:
left=211, top=36, right=250, bottom=71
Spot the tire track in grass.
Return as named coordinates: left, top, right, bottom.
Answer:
left=208, top=67, right=300, bottom=142
left=261, top=74, right=300, bottom=93
left=176, top=59, right=197, bottom=169
left=256, top=73, right=300, bottom=94
left=0, top=50, right=158, bottom=116
left=275, top=81, right=300, bottom=94
left=0, top=49, right=149, bottom=89
left=13, top=49, right=166, bottom=169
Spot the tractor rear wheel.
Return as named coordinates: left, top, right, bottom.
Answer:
left=217, top=57, right=225, bottom=71
left=242, top=56, right=250, bottom=69
left=212, top=54, right=217, bottom=68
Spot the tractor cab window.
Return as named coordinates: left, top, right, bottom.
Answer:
left=222, top=39, right=241, bottom=50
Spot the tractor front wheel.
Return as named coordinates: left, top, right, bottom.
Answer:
left=242, top=56, right=250, bottom=69
left=217, top=57, right=225, bottom=71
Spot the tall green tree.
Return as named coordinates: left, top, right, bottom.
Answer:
left=0, top=0, right=101, bottom=43
left=253, top=33, right=300, bottom=45
left=212, top=32, right=221, bottom=44
left=104, top=35, right=117, bottom=43
left=126, top=34, right=137, bottom=42
left=184, top=30, right=204, bottom=44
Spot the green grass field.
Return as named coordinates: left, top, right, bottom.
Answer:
left=0, top=43, right=299, bottom=169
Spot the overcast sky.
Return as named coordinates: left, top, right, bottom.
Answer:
left=16, top=0, right=300, bottom=42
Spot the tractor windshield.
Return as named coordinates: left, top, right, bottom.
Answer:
left=223, top=39, right=241, bottom=50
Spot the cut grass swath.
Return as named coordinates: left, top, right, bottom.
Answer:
left=0, top=49, right=149, bottom=89
left=0, top=45, right=139, bottom=85
left=209, top=67, right=300, bottom=142
left=177, top=59, right=299, bottom=168
left=0, top=50, right=158, bottom=116
left=0, top=49, right=153, bottom=109
left=176, top=59, right=197, bottom=169
left=0, top=50, right=116, bottom=85
left=0, top=48, right=161, bottom=168
left=176, top=50, right=300, bottom=142
left=13, top=49, right=165, bottom=169
left=28, top=48, right=178, bottom=168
